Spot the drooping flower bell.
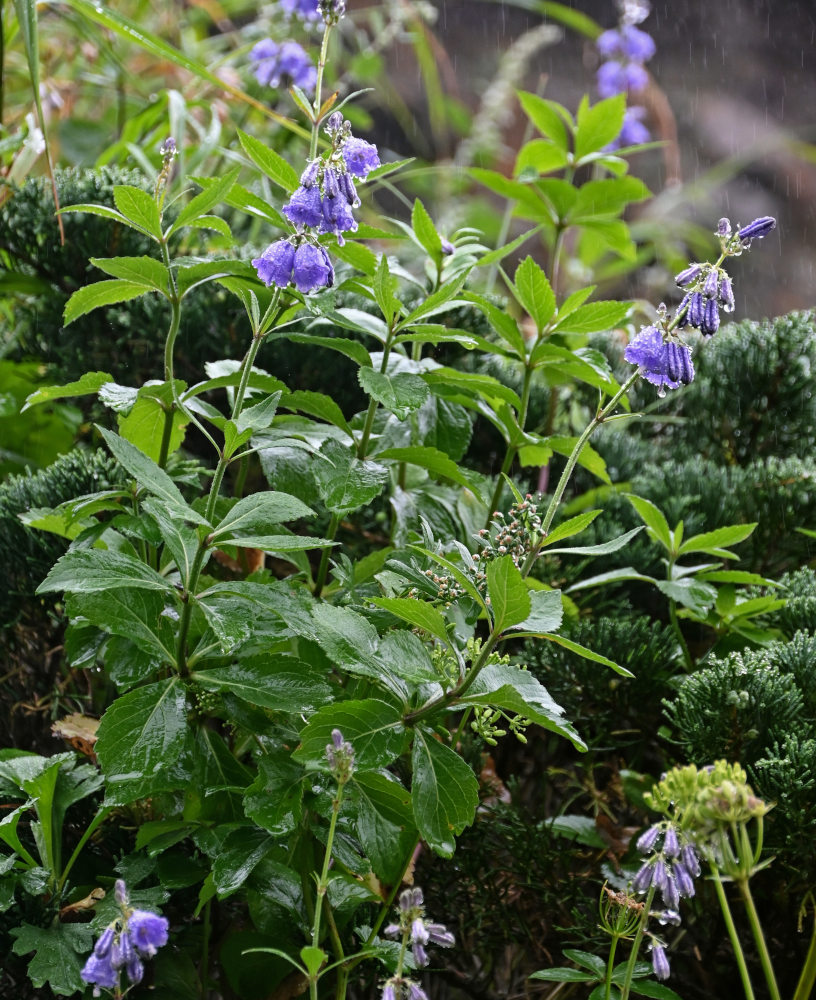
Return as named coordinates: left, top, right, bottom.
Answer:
left=252, top=239, right=334, bottom=293
left=81, top=880, right=169, bottom=997
left=624, top=326, right=694, bottom=394
left=250, top=39, right=317, bottom=93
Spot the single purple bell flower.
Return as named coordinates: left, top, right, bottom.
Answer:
left=636, top=824, right=661, bottom=854
left=717, top=217, right=732, bottom=237
left=651, top=943, right=671, bottom=981
left=662, top=873, right=680, bottom=910
left=618, top=106, right=650, bottom=145
left=320, top=192, right=358, bottom=243
left=633, top=862, right=653, bottom=893
left=407, top=983, right=429, bottom=1000
left=93, top=926, right=115, bottom=959
left=411, top=918, right=429, bottom=945
left=283, top=185, right=324, bottom=227
left=292, top=243, right=334, bottom=292
left=719, top=274, right=735, bottom=312
left=673, top=862, right=696, bottom=897
left=81, top=952, right=118, bottom=992
left=738, top=216, right=776, bottom=242
left=128, top=910, right=169, bottom=957
left=651, top=859, right=668, bottom=890
left=662, top=825, right=680, bottom=858
left=624, top=326, right=681, bottom=391
left=597, top=27, right=624, bottom=56
left=342, top=137, right=381, bottom=179
left=383, top=923, right=400, bottom=938
left=680, top=844, right=701, bottom=878
left=412, top=942, right=429, bottom=967
left=703, top=268, right=720, bottom=298
left=687, top=291, right=705, bottom=328
left=126, top=953, right=145, bottom=985
left=657, top=910, right=682, bottom=926
left=381, top=981, right=398, bottom=1000
left=300, top=158, right=321, bottom=188
left=111, top=928, right=135, bottom=968
left=252, top=239, right=296, bottom=288
left=701, top=298, right=720, bottom=336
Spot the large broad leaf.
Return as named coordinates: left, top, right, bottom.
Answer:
left=353, top=771, right=417, bottom=883
left=142, top=499, right=200, bottom=588
left=378, top=630, right=440, bottom=688
left=238, top=129, right=299, bottom=192
left=463, top=663, right=584, bottom=749
left=192, top=656, right=333, bottom=713
left=212, top=827, right=276, bottom=897
left=243, top=752, right=306, bottom=836
left=486, top=556, right=531, bottom=633
left=66, top=588, right=178, bottom=665
left=10, top=922, right=93, bottom=997
left=37, top=549, right=174, bottom=595
left=411, top=729, right=479, bottom=857
left=293, top=699, right=405, bottom=771
left=307, top=604, right=406, bottom=694
left=314, top=439, right=388, bottom=515
left=95, top=678, right=191, bottom=805
left=90, top=255, right=169, bottom=292
left=574, top=94, right=626, bottom=161
left=358, top=368, right=429, bottom=420
left=210, top=492, right=314, bottom=541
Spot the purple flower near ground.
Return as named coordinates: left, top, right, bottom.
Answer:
left=250, top=39, right=316, bottom=93
left=342, top=137, right=381, bottom=179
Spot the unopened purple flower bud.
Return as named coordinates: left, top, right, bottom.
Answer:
left=717, top=217, right=732, bottom=237
left=687, top=291, right=705, bottom=328
left=719, top=274, right=735, bottom=312
left=300, top=159, right=321, bottom=188
left=331, top=729, right=344, bottom=749
left=94, top=926, right=115, bottom=959
left=675, top=263, right=702, bottom=287
left=411, top=918, right=429, bottom=945
left=407, top=983, right=429, bottom=1000
left=326, top=111, right=344, bottom=134
left=701, top=297, right=720, bottom=336
left=160, top=137, right=176, bottom=158
left=441, top=237, right=455, bottom=255
left=399, top=889, right=413, bottom=912
left=738, top=216, right=776, bottom=242
left=323, top=166, right=339, bottom=199
left=675, top=292, right=691, bottom=329
left=411, top=887, right=424, bottom=907
left=339, top=171, right=358, bottom=206
left=680, top=844, right=701, bottom=877
left=662, top=826, right=680, bottom=858
left=382, top=981, right=397, bottom=1000
left=633, top=862, right=653, bottom=894
left=383, top=923, right=401, bottom=938
left=426, top=923, right=455, bottom=947
left=413, top=942, right=428, bottom=967
left=703, top=268, right=719, bottom=299
left=662, top=874, right=680, bottom=910
left=651, top=943, right=671, bottom=981
left=636, top=825, right=661, bottom=855
left=673, top=862, right=696, bottom=897
left=651, top=860, right=667, bottom=891
left=126, top=953, right=144, bottom=985
left=114, top=879, right=129, bottom=907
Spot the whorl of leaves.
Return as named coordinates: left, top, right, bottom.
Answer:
left=0, top=448, right=123, bottom=626
left=663, top=650, right=804, bottom=768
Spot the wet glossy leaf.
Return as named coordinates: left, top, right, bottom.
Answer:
left=37, top=549, right=174, bottom=595
left=411, top=729, right=478, bottom=857
left=192, top=656, right=333, bottom=713
left=293, top=699, right=405, bottom=771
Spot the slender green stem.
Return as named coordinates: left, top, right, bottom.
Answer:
left=314, top=512, right=341, bottom=598
left=793, top=907, right=816, bottom=1000
left=57, top=807, right=112, bottom=893
left=201, top=897, right=211, bottom=999
left=157, top=403, right=175, bottom=470
left=485, top=362, right=535, bottom=523
left=710, top=863, right=756, bottom=1000
left=604, top=935, right=619, bottom=1000
left=618, top=884, right=656, bottom=1000
left=357, top=320, right=396, bottom=460
left=738, top=878, right=782, bottom=1000
left=310, top=23, right=334, bottom=161
left=310, top=784, right=346, bottom=1000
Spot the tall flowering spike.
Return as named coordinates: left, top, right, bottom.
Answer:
left=651, top=942, right=671, bottom=981
left=738, top=216, right=776, bottom=242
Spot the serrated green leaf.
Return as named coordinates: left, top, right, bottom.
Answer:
left=284, top=332, right=372, bottom=368
left=575, top=95, right=626, bottom=161
left=113, top=185, right=162, bottom=238
left=550, top=300, right=632, bottom=334
left=539, top=633, right=632, bottom=677
left=212, top=827, right=275, bottom=897
left=353, top=771, right=417, bottom=883
left=243, top=751, right=305, bottom=836
left=210, top=491, right=314, bottom=541
left=411, top=198, right=443, bottom=263
left=515, top=138, right=569, bottom=177
left=517, top=92, right=570, bottom=150
left=95, top=678, right=191, bottom=804
left=118, top=393, right=188, bottom=463
left=411, top=729, right=478, bottom=857
left=507, top=588, right=564, bottom=634
left=282, top=390, right=353, bottom=438
left=563, top=949, right=607, bottom=976
left=487, top=556, right=531, bottom=632
left=371, top=597, right=450, bottom=645
left=96, top=425, right=189, bottom=510
left=90, top=255, right=169, bottom=292
left=358, top=369, right=429, bottom=420
left=544, top=525, right=644, bottom=557
left=678, top=522, right=757, bottom=556
left=22, top=371, right=113, bottom=411
left=64, top=279, right=153, bottom=325
left=529, top=968, right=597, bottom=983
left=293, top=700, right=405, bottom=771
left=372, top=253, right=400, bottom=323
left=513, top=256, right=556, bottom=333
left=462, top=291, right=526, bottom=356
left=545, top=814, right=606, bottom=847
left=568, top=177, right=650, bottom=221
left=37, top=549, right=174, bottom=595
left=193, top=656, right=333, bottom=712
left=629, top=980, right=684, bottom=1000
left=540, top=511, right=601, bottom=546
left=314, top=439, right=388, bottom=515
left=238, top=129, right=299, bottom=192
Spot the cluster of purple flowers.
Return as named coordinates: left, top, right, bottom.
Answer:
left=626, top=215, right=777, bottom=394
left=250, top=38, right=316, bottom=93
left=81, top=880, right=169, bottom=997
left=382, top=887, right=454, bottom=1000
left=252, top=112, right=381, bottom=295
left=632, top=823, right=701, bottom=981
left=596, top=0, right=655, bottom=147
